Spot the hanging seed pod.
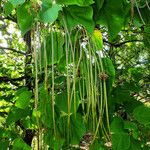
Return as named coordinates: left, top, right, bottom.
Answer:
left=99, top=72, right=109, bottom=81
left=79, top=132, right=93, bottom=150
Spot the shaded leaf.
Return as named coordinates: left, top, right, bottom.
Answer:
left=6, top=107, right=30, bottom=124
left=111, top=117, right=124, bottom=133
left=55, top=91, right=80, bottom=114
left=112, top=133, right=130, bottom=150
left=40, top=30, right=64, bottom=67
left=0, top=141, right=9, bottom=150
left=70, top=114, right=86, bottom=144
left=133, top=105, right=150, bottom=127
left=97, top=0, right=130, bottom=41
left=63, top=5, right=94, bottom=33
left=17, top=2, right=34, bottom=35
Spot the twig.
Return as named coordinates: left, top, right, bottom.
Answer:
left=0, top=46, right=26, bottom=55
left=103, top=39, right=143, bottom=47
left=0, top=76, right=26, bottom=86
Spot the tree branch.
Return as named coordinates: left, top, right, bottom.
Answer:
left=103, top=39, right=143, bottom=47
left=0, top=76, right=26, bottom=86
left=0, top=46, right=26, bottom=55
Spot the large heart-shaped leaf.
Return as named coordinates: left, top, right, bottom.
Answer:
left=39, top=4, right=62, bottom=23
left=63, top=5, right=94, bottom=33
left=15, top=88, right=32, bottom=109
left=6, top=107, right=30, bottom=124
left=112, top=133, right=130, bottom=150
left=97, top=0, right=130, bottom=41
left=17, top=2, right=34, bottom=35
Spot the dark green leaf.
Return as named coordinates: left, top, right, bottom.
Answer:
left=102, top=58, right=115, bottom=79
left=144, top=26, right=150, bottom=48
left=3, top=2, right=13, bottom=16
left=40, top=30, right=64, bottom=67
left=6, top=107, right=30, bottom=124
left=0, top=141, right=9, bottom=150
left=111, top=117, right=124, bottom=133
left=133, top=105, right=150, bottom=127
left=124, top=121, right=139, bottom=139
left=112, top=132, right=130, bottom=150
left=56, top=0, right=94, bottom=6
left=70, top=114, right=86, bottom=144
left=102, top=58, right=115, bottom=93
left=17, top=2, right=34, bottom=35
left=39, top=4, right=62, bottom=23
left=38, top=86, right=53, bottom=128
left=63, top=5, right=94, bottom=33
left=129, top=138, right=141, bottom=150
left=55, top=91, right=80, bottom=114
left=97, top=0, right=130, bottom=41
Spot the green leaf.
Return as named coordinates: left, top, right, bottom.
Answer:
left=6, top=107, right=30, bottom=124
left=102, top=58, right=115, bottom=93
left=94, top=0, right=104, bottom=11
left=38, top=86, right=53, bottom=128
left=133, top=105, right=150, bottom=127
left=56, top=0, right=94, bottom=6
left=3, top=2, right=13, bottom=16
left=17, top=2, right=34, bottom=35
left=39, top=4, right=62, bottom=23
left=15, top=88, right=32, bottom=109
left=40, top=30, right=64, bottom=67
left=70, top=114, right=86, bottom=144
left=12, top=138, right=31, bottom=150
left=91, top=29, right=103, bottom=50
left=55, top=91, right=80, bottom=114
left=144, top=26, right=150, bottom=48
left=112, top=133, right=130, bottom=150
left=0, top=141, right=9, bottom=150
left=63, top=5, right=94, bottom=33
left=97, top=0, right=130, bottom=41
left=124, top=121, right=139, bottom=139
left=111, top=117, right=124, bottom=133
left=8, top=0, right=25, bottom=7
left=129, top=138, right=141, bottom=150
left=102, top=58, right=115, bottom=78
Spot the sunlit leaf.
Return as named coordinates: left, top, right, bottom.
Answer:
left=9, top=0, right=25, bottom=7
left=56, top=0, right=94, bottom=6
left=91, top=29, right=103, bottom=50
left=15, top=88, right=32, bottom=109
left=39, top=4, right=62, bottom=23
left=3, top=2, right=13, bottom=16
left=12, top=138, right=31, bottom=150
